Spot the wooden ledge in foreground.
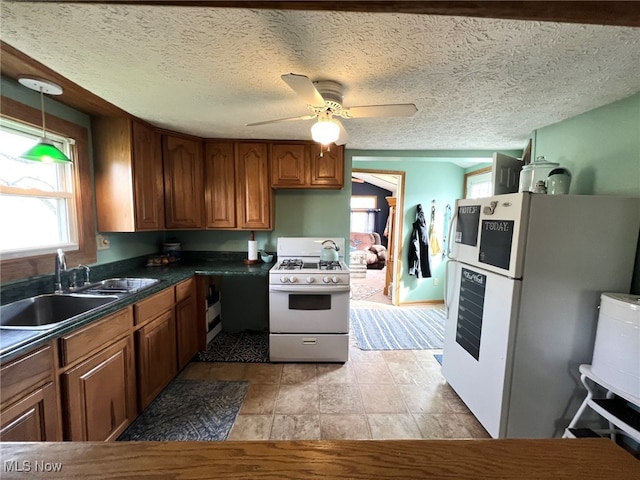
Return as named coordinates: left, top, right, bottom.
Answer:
left=1, top=438, right=638, bottom=479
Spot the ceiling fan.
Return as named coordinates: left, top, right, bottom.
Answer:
left=246, top=73, right=418, bottom=146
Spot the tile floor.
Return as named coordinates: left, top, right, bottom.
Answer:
left=179, top=341, right=490, bottom=441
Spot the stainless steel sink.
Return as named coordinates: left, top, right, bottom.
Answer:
left=0, top=294, right=119, bottom=330
left=76, top=277, right=161, bottom=295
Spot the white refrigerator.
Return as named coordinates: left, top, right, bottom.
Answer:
left=442, top=192, right=640, bottom=438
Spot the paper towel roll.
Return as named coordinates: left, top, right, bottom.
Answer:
left=248, top=240, right=258, bottom=261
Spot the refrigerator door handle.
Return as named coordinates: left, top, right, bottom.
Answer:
left=443, top=258, right=455, bottom=314
left=445, top=211, right=458, bottom=260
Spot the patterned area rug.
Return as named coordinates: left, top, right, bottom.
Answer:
left=350, top=307, right=446, bottom=350
left=197, top=330, right=269, bottom=362
left=118, top=379, right=249, bottom=441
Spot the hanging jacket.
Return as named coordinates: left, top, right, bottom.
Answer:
left=408, top=204, right=431, bottom=278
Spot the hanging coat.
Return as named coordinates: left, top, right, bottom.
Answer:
left=408, top=204, right=432, bottom=278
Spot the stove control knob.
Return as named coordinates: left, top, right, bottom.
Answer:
left=280, top=276, right=289, bottom=283
left=306, top=276, right=315, bottom=284
left=289, top=276, right=298, bottom=283
left=331, top=276, right=340, bottom=284
left=323, top=276, right=331, bottom=284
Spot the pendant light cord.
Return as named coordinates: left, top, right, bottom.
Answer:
left=40, top=88, right=47, bottom=138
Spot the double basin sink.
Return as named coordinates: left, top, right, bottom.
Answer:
left=1, top=278, right=161, bottom=330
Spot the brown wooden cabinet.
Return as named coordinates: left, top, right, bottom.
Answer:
left=0, top=344, right=61, bottom=441
left=204, top=141, right=237, bottom=228
left=58, top=307, right=136, bottom=441
left=92, top=117, right=164, bottom=231
left=236, top=142, right=272, bottom=230
left=204, top=140, right=273, bottom=230
left=62, top=336, right=136, bottom=441
left=163, top=134, right=204, bottom=229
left=135, top=296, right=177, bottom=410
left=309, top=144, right=345, bottom=188
left=175, top=277, right=199, bottom=370
left=271, top=142, right=345, bottom=189
left=271, top=143, right=308, bottom=188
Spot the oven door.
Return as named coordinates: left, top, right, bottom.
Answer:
left=269, top=285, right=350, bottom=333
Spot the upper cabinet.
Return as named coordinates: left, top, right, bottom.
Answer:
left=271, top=142, right=344, bottom=189
left=163, top=134, right=204, bottom=229
left=309, top=144, right=345, bottom=189
left=204, top=141, right=236, bottom=229
left=236, top=142, right=272, bottom=230
left=92, top=117, right=164, bottom=231
left=204, top=141, right=273, bottom=230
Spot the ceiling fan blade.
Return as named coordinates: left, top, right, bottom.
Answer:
left=281, top=73, right=326, bottom=107
left=344, top=104, right=418, bottom=118
left=246, top=114, right=316, bottom=127
left=335, top=118, right=350, bottom=146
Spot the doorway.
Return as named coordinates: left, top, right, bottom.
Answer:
left=350, top=168, right=405, bottom=306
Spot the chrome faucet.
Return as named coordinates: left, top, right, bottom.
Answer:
left=78, top=264, right=91, bottom=285
left=54, top=248, right=67, bottom=294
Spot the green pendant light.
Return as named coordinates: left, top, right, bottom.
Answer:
left=17, top=76, right=71, bottom=163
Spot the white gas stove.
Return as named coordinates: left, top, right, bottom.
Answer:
left=269, top=237, right=350, bottom=363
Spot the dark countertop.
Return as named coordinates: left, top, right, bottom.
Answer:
left=0, top=257, right=273, bottom=363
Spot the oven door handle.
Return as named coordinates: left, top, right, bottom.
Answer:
left=269, top=284, right=350, bottom=293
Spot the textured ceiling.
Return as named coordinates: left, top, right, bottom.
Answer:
left=1, top=4, right=639, bottom=151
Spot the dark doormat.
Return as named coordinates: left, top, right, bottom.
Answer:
left=197, top=330, right=269, bottom=363
left=118, top=379, right=249, bottom=441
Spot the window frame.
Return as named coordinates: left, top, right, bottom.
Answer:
left=0, top=95, right=96, bottom=283
left=463, top=166, right=492, bottom=199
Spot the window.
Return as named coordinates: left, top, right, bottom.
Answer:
left=0, top=118, right=78, bottom=259
left=0, top=95, right=96, bottom=283
left=350, top=196, right=379, bottom=233
left=464, top=168, right=492, bottom=199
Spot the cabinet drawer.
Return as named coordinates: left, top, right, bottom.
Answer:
left=134, top=288, right=174, bottom=325
left=175, top=277, right=194, bottom=303
left=1, top=345, right=53, bottom=407
left=59, top=307, right=133, bottom=367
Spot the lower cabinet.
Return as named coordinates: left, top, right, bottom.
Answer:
left=0, top=276, right=204, bottom=442
left=136, top=308, right=177, bottom=410
left=175, top=277, right=199, bottom=370
left=0, top=384, right=59, bottom=441
left=0, top=344, right=60, bottom=441
left=61, top=335, right=136, bottom=441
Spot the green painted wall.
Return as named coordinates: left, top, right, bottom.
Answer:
left=350, top=154, right=463, bottom=303
left=533, top=92, right=640, bottom=196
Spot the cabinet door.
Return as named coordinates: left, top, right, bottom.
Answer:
left=62, top=336, right=136, bottom=441
left=309, top=144, right=345, bottom=189
left=204, top=141, right=236, bottom=228
left=132, top=121, right=164, bottom=230
left=136, top=309, right=177, bottom=410
left=0, top=383, right=60, bottom=441
left=236, top=142, right=272, bottom=230
left=176, top=280, right=199, bottom=370
left=271, top=143, right=307, bottom=188
left=163, top=135, right=204, bottom=229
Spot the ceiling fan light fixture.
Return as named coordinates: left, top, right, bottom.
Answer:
left=311, top=116, right=340, bottom=146
left=17, top=76, right=72, bottom=164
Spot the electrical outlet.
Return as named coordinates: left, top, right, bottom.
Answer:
left=433, top=277, right=439, bottom=286
left=96, top=234, right=110, bottom=250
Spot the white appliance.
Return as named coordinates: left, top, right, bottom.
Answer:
left=442, top=192, right=640, bottom=438
left=269, top=237, right=350, bottom=362
left=591, top=292, right=640, bottom=398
